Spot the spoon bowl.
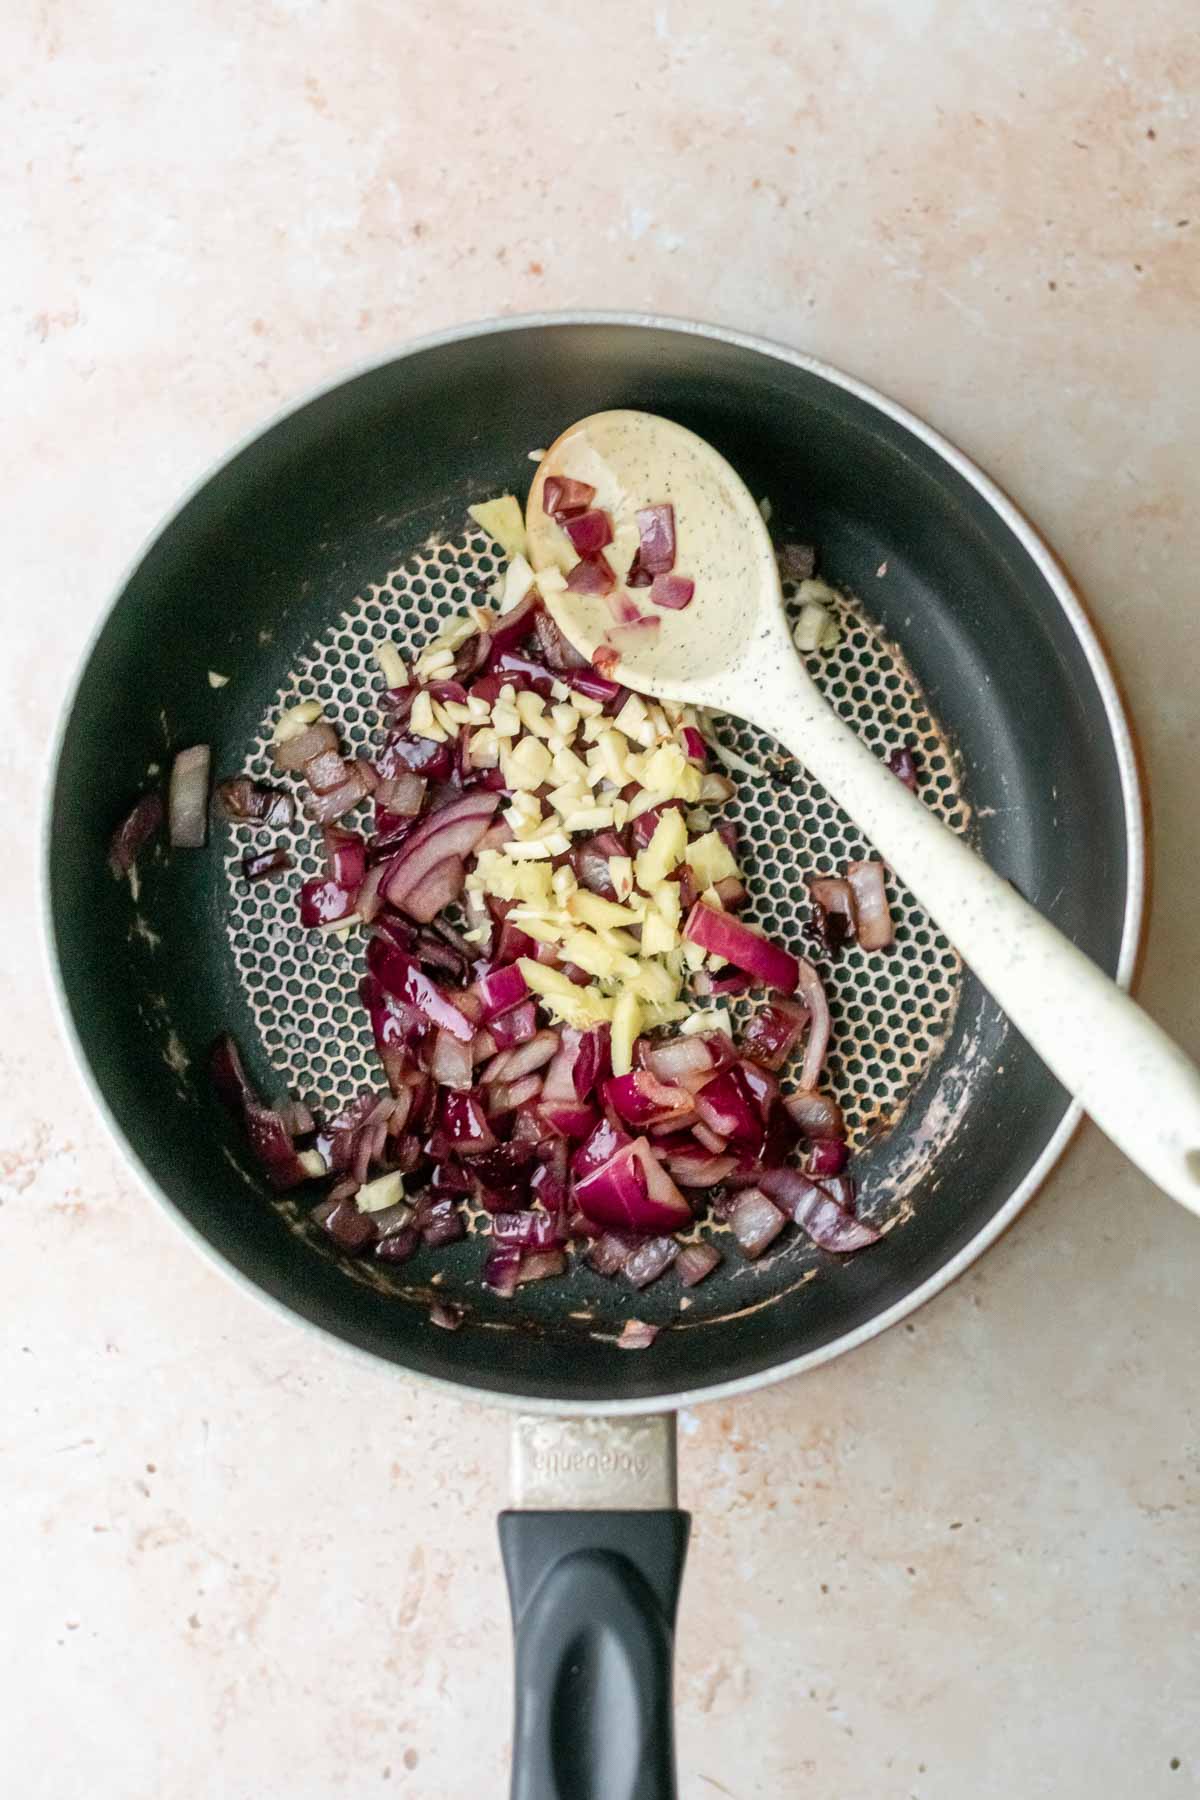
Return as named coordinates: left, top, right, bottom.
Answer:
left=527, top=409, right=787, bottom=708
left=528, top=407, right=1200, bottom=1215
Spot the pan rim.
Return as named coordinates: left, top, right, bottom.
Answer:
left=41, top=308, right=1145, bottom=1415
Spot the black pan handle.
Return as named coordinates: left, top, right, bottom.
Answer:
left=500, top=1416, right=688, bottom=1800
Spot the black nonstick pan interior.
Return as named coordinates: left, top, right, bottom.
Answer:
left=46, top=317, right=1139, bottom=1409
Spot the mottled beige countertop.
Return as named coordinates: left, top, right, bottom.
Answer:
left=6, top=3, right=1199, bottom=1795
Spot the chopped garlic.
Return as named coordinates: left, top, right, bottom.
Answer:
left=550, top=702, right=578, bottom=738
left=516, top=692, right=554, bottom=737
left=441, top=700, right=473, bottom=725
left=374, top=640, right=408, bottom=688
left=501, top=555, right=536, bottom=611
left=491, top=702, right=521, bottom=737
left=551, top=865, right=577, bottom=900
left=552, top=746, right=591, bottom=788
left=633, top=810, right=690, bottom=892
left=505, top=736, right=554, bottom=791
left=355, top=1171, right=406, bottom=1213
left=682, top=1006, right=733, bottom=1039
left=468, top=495, right=527, bottom=559
left=609, top=856, right=635, bottom=902
left=562, top=931, right=639, bottom=981
left=686, top=830, right=739, bottom=890
left=640, top=743, right=688, bottom=795
left=504, top=833, right=570, bottom=859
left=640, top=910, right=679, bottom=956
left=519, top=958, right=615, bottom=1028
left=466, top=694, right=491, bottom=722
left=614, top=694, right=648, bottom=738
left=273, top=699, right=323, bottom=743
left=410, top=690, right=446, bottom=741
left=611, top=990, right=643, bottom=1077
left=296, top=1148, right=329, bottom=1178
left=208, top=670, right=230, bottom=689
left=569, top=891, right=644, bottom=932
left=562, top=806, right=615, bottom=832
left=572, top=694, right=604, bottom=719
left=793, top=601, right=841, bottom=653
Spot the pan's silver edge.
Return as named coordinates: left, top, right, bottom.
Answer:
left=41, top=310, right=1145, bottom=1419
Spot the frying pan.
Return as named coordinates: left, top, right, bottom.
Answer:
left=45, top=314, right=1141, bottom=1798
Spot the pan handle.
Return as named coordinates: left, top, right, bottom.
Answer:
left=499, top=1414, right=689, bottom=1800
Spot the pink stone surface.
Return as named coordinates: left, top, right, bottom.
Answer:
left=5, top=2, right=1199, bottom=1795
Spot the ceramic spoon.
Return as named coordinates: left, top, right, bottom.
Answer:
left=524, top=409, right=1200, bottom=1214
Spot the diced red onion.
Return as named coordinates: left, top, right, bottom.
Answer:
left=845, top=860, right=894, bottom=951
left=210, top=1034, right=318, bottom=1192
left=566, top=554, right=616, bottom=597
left=683, top=901, right=800, bottom=993
left=243, top=846, right=292, bottom=884
left=169, top=745, right=211, bottom=848
left=539, top=1100, right=599, bottom=1139
left=542, top=475, right=596, bottom=518
left=302, top=760, right=376, bottom=825
left=730, top=1189, right=786, bottom=1259
left=482, top=1030, right=559, bottom=1086
left=643, top=1034, right=718, bottom=1089
left=565, top=666, right=623, bottom=704
left=693, top=1066, right=767, bottom=1149
left=635, top=504, right=676, bottom=575
left=691, top=1121, right=728, bottom=1155
left=382, top=791, right=499, bottom=915
left=366, top=936, right=474, bottom=1041
left=472, top=962, right=529, bottom=1021
left=564, top=509, right=613, bottom=555
left=428, top=1298, right=465, bottom=1329
left=518, top=1249, right=568, bottom=1284
left=886, top=745, right=919, bottom=791
left=484, top=1243, right=523, bottom=1296
left=484, top=1072, right=543, bottom=1116
left=531, top=609, right=589, bottom=672
left=680, top=727, right=707, bottom=765
left=739, top=998, right=809, bottom=1070
left=676, top=1241, right=721, bottom=1287
left=617, top=1319, right=659, bottom=1350
left=784, top=1088, right=845, bottom=1139
left=216, top=778, right=293, bottom=828
left=658, top=1145, right=737, bottom=1188
left=273, top=721, right=337, bottom=773
left=488, top=1001, right=538, bottom=1051
left=419, top=1198, right=465, bottom=1247
left=795, top=959, right=831, bottom=1091
left=573, top=1137, right=692, bottom=1235
left=439, top=1090, right=497, bottom=1154
left=374, top=772, right=426, bottom=817
left=649, top=573, right=695, bottom=611
left=604, top=1071, right=695, bottom=1131
left=430, top=1026, right=474, bottom=1091
left=588, top=1231, right=635, bottom=1276
left=492, top=1210, right=564, bottom=1250
left=374, top=1225, right=420, bottom=1264
left=623, top=1236, right=679, bottom=1289
left=377, top=732, right=453, bottom=783
left=108, top=791, right=164, bottom=877
left=605, top=589, right=645, bottom=626
left=808, top=1138, right=849, bottom=1176
left=313, top=1195, right=377, bottom=1254
left=757, top=1166, right=881, bottom=1252
left=299, top=874, right=356, bottom=925
left=304, top=746, right=350, bottom=795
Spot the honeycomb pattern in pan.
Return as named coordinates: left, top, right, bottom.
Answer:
left=224, top=533, right=967, bottom=1142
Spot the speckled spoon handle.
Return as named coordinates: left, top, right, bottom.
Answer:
left=743, top=661, right=1200, bottom=1213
